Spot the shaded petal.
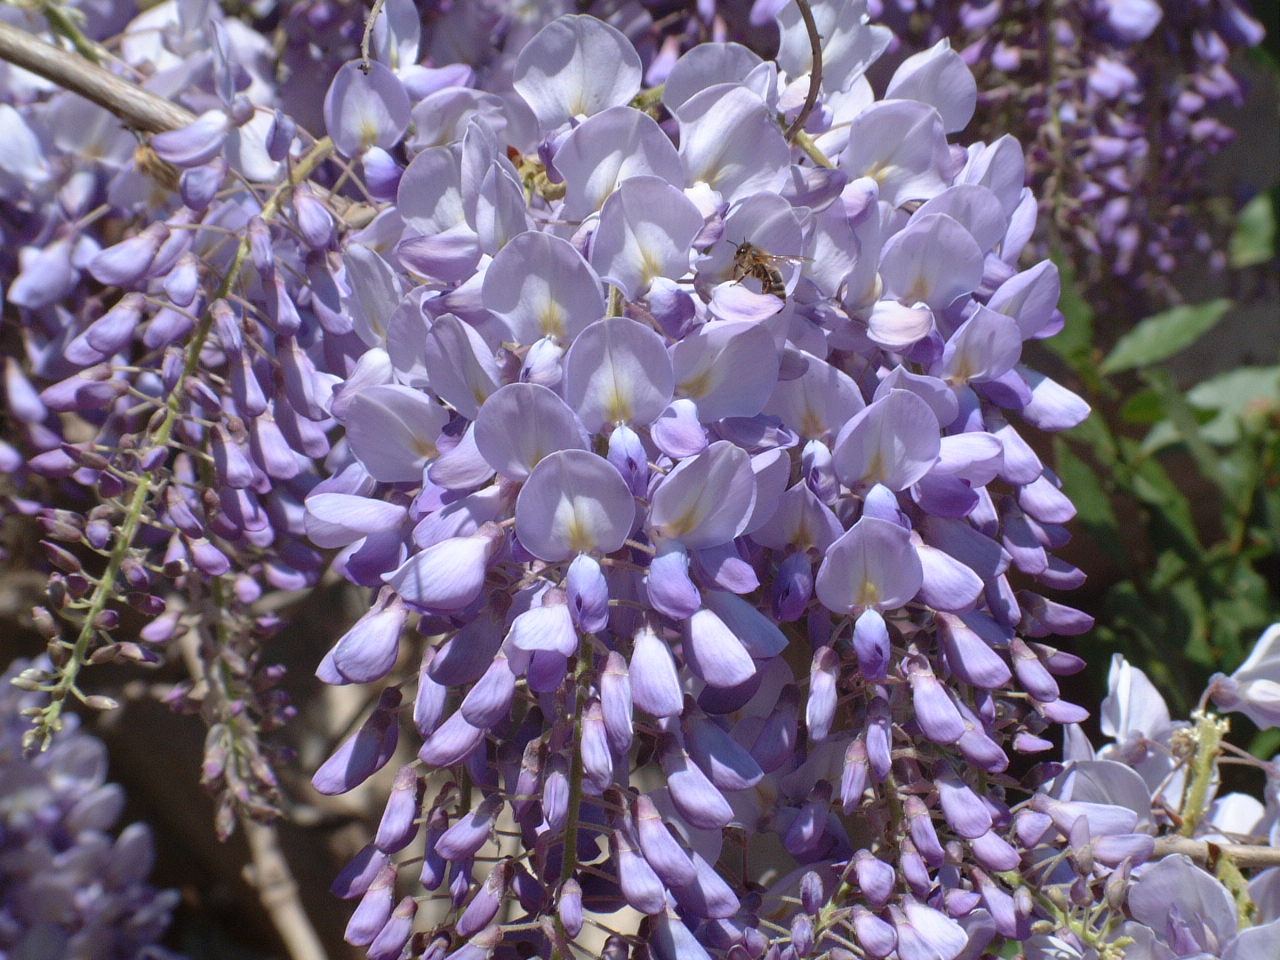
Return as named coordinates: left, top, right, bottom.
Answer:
left=648, top=441, right=756, bottom=549
left=516, top=450, right=635, bottom=561
left=563, top=316, right=675, bottom=431
left=513, top=15, right=642, bottom=133
left=815, top=516, right=924, bottom=613
left=482, top=231, right=605, bottom=344
left=474, top=382, right=587, bottom=481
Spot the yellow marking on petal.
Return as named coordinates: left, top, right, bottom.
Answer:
left=680, top=368, right=712, bottom=401
left=412, top=435, right=439, bottom=460
left=800, top=407, right=826, bottom=439
left=640, top=247, right=664, bottom=285
left=565, top=500, right=597, bottom=553
left=865, top=449, right=885, bottom=485
left=539, top=301, right=566, bottom=338
left=605, top=380, right=633, bottom=424
left=947, top=357, right=975, bottom=386
left=858, top=580, right=880, bottom=607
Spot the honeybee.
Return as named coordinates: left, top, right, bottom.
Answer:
left=730, top=240, right=809, bottom=301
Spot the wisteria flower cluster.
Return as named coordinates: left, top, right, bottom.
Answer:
left=286, top=4, right=1113, bottom=958
left=872, top=0, right=1265, bottom=305
left=1, top=658, right=180, bottom=960
left=1, top=1, right=1273, bottom=959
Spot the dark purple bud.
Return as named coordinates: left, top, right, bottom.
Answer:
left=435, top=796, right=501, bottom=861
left=612, top=826, right=666, bottom=915
left=784, top=781, right=833, bottom=862
left=634, top=793, right=696, bottom=885
left=752, top=683, right=800, bottom=774
left=419, top=808, right=448, bottom=891
left=66, top=293, right=146, bottom=365
left=179, top=158, right=226, bottom=212
left=311, top=688, right=401, bottom=795
left=374, top=766, right=423, bottom=853
left=600, top=650, right=633, bottom=755
left=457, top=859, right=510, bottom=938
left=558, top=878, right=584, bottom=937
left=266, top=109, right=296, bottom=162
left=152, top=109, right=230, bottom=166
left=367, top=896, right=416, bottom=960
left=580, top=700, right=614, bottom=791
left=661, top=738, right=733, bottom=830
left=791, top=914, right=814, bottom=956
left=566, top=553, right=609, bottom=633
left=343, top=862, right=395, bottom=946
left=772, top=551, right=813, bottom=622
left=904, top=796, right=945, bottom=866
left=800, top=871, right=824, bottom=915
left=851, top=905, right=896, bottom=959
left=294, top=183, right=334, bottom=249
left=89, top=225, right=168, bottom=287
left=908, top=660, right=966, bottom=744
left=806, top=646, right=839, bottom=742
left=185, top=377, right=223, bottom=413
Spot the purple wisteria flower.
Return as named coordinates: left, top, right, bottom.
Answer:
left=283, top=4, right=1104, bottom=957
left=873, top=0, right=1266, bottom=307
left=0, top=658, right=181, bottom=959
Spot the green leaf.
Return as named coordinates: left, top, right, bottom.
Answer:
left=1143, top=365, right=1280, bottom=451
left=1099, top=299, right=1232, bottom=375
left=1120, top=388, right=1165, bottom=426
left=1141, top=368, right=1231, bottom=495
left=1231, top=192, right=1276, bottom=269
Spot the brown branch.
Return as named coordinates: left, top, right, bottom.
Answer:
left=241, top=816, right=331, bottom=960
left=1154, top=835, right=1280, bottom=869
left=0, top=19, right=194, bottom=133
left=784, top=0, right=823, bottom=143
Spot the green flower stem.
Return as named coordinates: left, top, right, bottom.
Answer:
left=551, top=647, right=591, bottom=960
left=36, top=0, right=103, bottom=64
left=1178, top=710, right=1227, bottom=838
left=25, top=138, right=335, bottom=753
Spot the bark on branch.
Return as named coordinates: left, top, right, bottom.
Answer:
left=1153, top=835, right=1280, bottom=869
left=0, top=20, right=195, bottom=133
